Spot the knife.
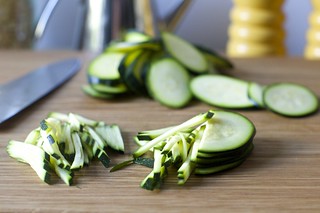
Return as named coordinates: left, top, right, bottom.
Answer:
left=0, top=58, right=81, bottom=124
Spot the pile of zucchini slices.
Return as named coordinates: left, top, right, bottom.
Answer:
left=82, top=31, right=233, bottom=108
left=7, top=112, right=124, bottom=185
left=83, top=30, right=318, bottom=117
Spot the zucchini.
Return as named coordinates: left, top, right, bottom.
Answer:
left=146, top=57, right=192, bottom=108
left=248, top=82, right=265, bottom=107
left=123, top=30, right=152, bottom=42
left=95, top=123, right=125, bottom=153
left=190, top=74, right=255, bottom=109
left=196, top=45, right=234, bottom=72
left=24, top=128, right=40, bottom=145
left=7, top=112, right=125, bottom=185
left=162, top=32, right=208, bottom=73
left=87, top=52, right=125, bottom=86
left=112, top=110, right=255, bottom=190
left=120, top=51, right=151, bottom=95
left=40, top=123, right=70, bottom=170
left=196, top=143, right=253, bottom=166
left=263, top=82, right=319, bottom=117
left=86, top=52, right=129, bottom=96
left=83, top=31, right=239, bottom=109
left=83, top=31, right=240, bottom=109
left=106, top=40, right=161, bottom=53
left=195, top=157, right=247, bottom=175
left=198, top=111, right=255, bottom=153
left=7, top=140, right=51, bottom=184
left=70, top=132, right=84, bottom=170
left=82, top=84, right=114, bottom=99
left=90, top=83, right=128, bottom=94
left=50, top=156, right=73, bottom=186
left=133, top=110, right=214, bottom=158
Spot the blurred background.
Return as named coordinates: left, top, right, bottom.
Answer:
left=0, top=0, right=312, bottom=56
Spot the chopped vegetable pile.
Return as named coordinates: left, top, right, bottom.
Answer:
left=111, top=110, right=256, bottom=190
left=7, top=112, right=124, bottom=185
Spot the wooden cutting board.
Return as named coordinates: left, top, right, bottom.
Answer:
left=0, top=51, right=319, bottom=212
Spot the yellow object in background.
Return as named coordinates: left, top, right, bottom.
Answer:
left=305, top=0, right=320, bottom=59
left=227, top=0, right=286, bottom=57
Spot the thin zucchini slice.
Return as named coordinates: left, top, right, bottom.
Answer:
left=91, top=83, right=128, bottom=94
left=198, top=111, right=255, bottom=153
left=197, top=140, right=252, bottom=159
left=87, top=52, right=125, bottom=86
left=121, top=51, right=151, bottom=95
left=95, top=123, right=125, bottom=153
left=106, top=40, right=161, bottom=52
left=196, top=45, right=234, bottom=71
left=190, top=74, right=255, bottom=109
left=24, top=128, right=40, bottom=145
left=70, top=132, right=84, bottom=170
left=263, top=82, right=319, bottom=117
left=161, top=32, right=208, bottom=73
left=123, top=30, right=151, bottom=42
left=248, top=82, right=265, bottom=107
left=146, top=57, right=192, bottom=108
left=7, top=140, right=51, bottom=184
left=82, top=85, right=114, bottom=99
left=195, top=157, right=246, bottom=175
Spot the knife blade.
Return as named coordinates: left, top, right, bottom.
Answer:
left=0, top=58, right=81, bottom=124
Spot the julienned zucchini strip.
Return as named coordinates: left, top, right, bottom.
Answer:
left=7, top=112, right=125, bottom=186
left=111, top=110, right=256, bottom=191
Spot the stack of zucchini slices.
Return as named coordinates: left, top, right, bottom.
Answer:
left=82, top=30, right=233, bottom=108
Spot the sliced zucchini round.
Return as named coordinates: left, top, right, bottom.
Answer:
left=198, top=111, right=255, bottom=153
left=248, top=82, right=265, bottom=107
left=190, top=74, right=255, bottom=109
left=106, top=40, right=161, bottom=52
left=162, top=32, right=208, bottom=73
left=196, top=45, right=234, bottom=71
left=263, top=82, right=319, bottom=117
left=195, top=157, right=246, bottom=175
left=123, top=30, right=151, bottom=42
left=87, top=52, right=125, bottom=85
left=146, top=57, right=192, bottom=108
left=91, top=83, right=128, bottom=94
left=82, top=85, right=114, bottom=99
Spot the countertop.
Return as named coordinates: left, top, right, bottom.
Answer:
left=0, top=51, right=319, bottom=212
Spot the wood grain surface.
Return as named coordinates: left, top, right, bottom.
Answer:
left=0, top=51, right=319, bottom=213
